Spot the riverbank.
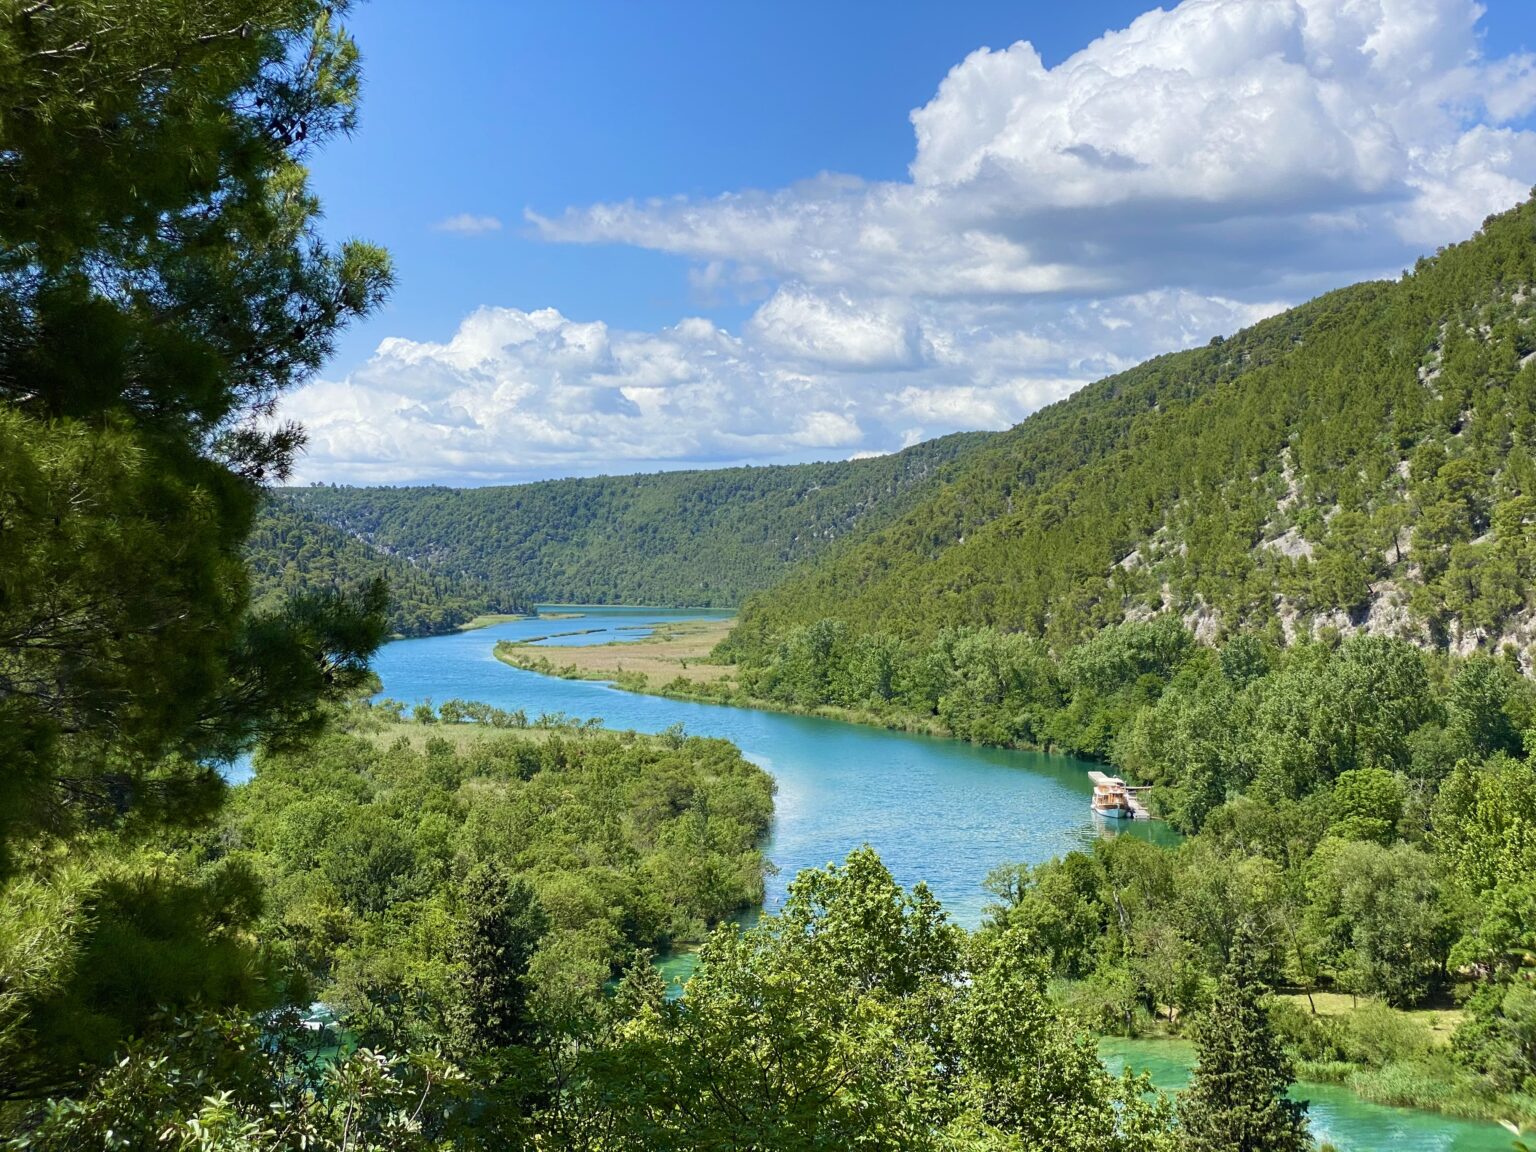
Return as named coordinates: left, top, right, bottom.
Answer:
left=1086, top=987, right=1535, bottom=1131
left=492, top=619, right=950, bottom=741
left=456, top=611, right=533, bottom=631
left=388, top=607, right=607, bottom=642
left=1275, top=994, right=1535, bottom=1129
left=1100, top=1035, right=1521, bottom=1152
left=493, top=616, right=737, bottom=682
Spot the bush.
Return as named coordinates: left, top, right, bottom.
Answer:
left=1340, top=1001, right=1434, bottom=1067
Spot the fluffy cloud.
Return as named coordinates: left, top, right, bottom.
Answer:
left=531, top=0, right=1536, bottom=297
left=433, top=213, right=504, bottom=235
left=289, top=0, right=1536, bottom=483
left=286, top=291, right=1280, bottom=483
left=746, top=287, right=927, bottom=370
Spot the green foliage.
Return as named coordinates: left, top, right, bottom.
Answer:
left=11, top=850, right=1189, bottom=1151
left=266, top=430, right=990, bottom=610
left=1454, top=979, right=1536, bottom=1095
left=557, top=848, right=1180, bottom=1152
left=223, top=724, right=774, bottom=1050
left=1431, top=753, right=1536, bottom=900
left=730, top=617, right=1209, bottom=761
left=1178, top=923, right=1311, bottom=1152
left=0, top=0, right=390, bottom=1111
left=453, top=862, right=546, bottom=1053
left=246, top=499, right=532, bottom=637
left=1303, top=840, right=1451, bottom=1006
left=1447, top=654, right=1530, bottom=760
left=1330, top=768, right=1406, bottom=844
left=11, top=1012, right=495, bottom=1152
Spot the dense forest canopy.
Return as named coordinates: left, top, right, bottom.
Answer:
left=246, top=499, right=533, bottom=637
left=265, top=430, right=989, bottom=609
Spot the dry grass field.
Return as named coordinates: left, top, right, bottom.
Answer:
left=497, top=617, right=738, bottom=687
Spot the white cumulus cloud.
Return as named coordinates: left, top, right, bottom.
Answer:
left=746, top=287, right=927, bottom=370
left=288, top=0, right=1536, bottom=484
left=531, top=0, right=1536, bottom=297
left=433, top=213, right=504, bottom=235
left=286, top=291, right=1280, bottom=484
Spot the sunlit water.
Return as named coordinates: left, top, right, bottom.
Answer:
left=1101, top=1037, right=1515, bottom=1152
left=366, top=607, right=1171, bottom=925
left=237, top=605, right=1513, bottom=1151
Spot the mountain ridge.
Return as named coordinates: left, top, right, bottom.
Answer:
left=731, top=197, right=1536, bottom=662
left=256, top=430, right=991, bottom=614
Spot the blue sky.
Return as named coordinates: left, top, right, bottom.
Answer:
left=290, top=0, right=1536, bottom=484
left=309, top=1, right=1164, bottom=363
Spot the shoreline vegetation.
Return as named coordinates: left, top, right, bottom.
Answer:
left=489, top=617, right=1536, bottom=1131
left=492, top=619, right=954, bottom=741
left=453, top=611, right=533, bottom=632
left=1096, top=986, right=1535, bottom=1128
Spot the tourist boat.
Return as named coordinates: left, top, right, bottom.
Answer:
left=1090, top=775, right=1134, bottom=819
left=1088, top=770, right=1150, bottom=820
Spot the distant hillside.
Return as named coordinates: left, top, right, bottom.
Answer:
left=732, top=197, right=1536, bottom=659
left=246, top=500, right=532, bottom=637
left=270, top=432, right=990, bottom=609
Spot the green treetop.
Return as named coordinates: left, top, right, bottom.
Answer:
left=1179, top=920, right=1311, bottom=1152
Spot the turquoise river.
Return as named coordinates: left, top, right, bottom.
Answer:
left=355, top=606, right=1516, bottom=1152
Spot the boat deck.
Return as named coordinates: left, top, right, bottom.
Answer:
left=1088, top=770, right=1152, bottom=820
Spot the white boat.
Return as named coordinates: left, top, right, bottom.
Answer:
left=1088, top=770, right=1150, bottom=819
left=1091, top=777, right=1134, bottom=819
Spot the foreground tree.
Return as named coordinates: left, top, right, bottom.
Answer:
left=1179, top=921, right=1311, bottom=1152
left=454, top=862, right=548, bottom=1054
left=0, top=0, right=392, bottom=865
left=0, top=0, right=390, bottom=1113
left=561, top=848, right=1180, bottom=1152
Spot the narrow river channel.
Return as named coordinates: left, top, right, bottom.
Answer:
left=361, top=606, right=1514, bottom=1152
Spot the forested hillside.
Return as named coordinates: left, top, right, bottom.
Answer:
left=245, top=500, right=533, bottom=636
left=271, top=430, right=989, bottom=607
left=733, top=197, right=1536, bottom=658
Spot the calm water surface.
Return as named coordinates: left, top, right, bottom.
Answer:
left=1101, top=1037, right=1515, bottom=1152
left=370, top=606, right=1165, bottom=924
left=353, top=606, right=1513, bottom=1152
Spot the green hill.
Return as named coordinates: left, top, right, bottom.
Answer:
left=732, top=197, right=1536, bottom=659
left=245, top=500, right=533, bottom=637
left=267, top=431, right=990, bottom=609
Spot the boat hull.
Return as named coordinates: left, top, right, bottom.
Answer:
left=1091, top=805, right=1134, bottom=820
